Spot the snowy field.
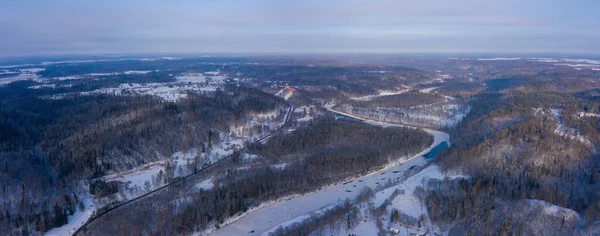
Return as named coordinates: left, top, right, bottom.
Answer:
left=0, top=68, right=162, bottom=87
left=528, top=58, right=600, bottom=69
left=0, top=68, right=44, bottom=85
left=79, top=82, right=219, bottom=102
left=210, top=112, right=450, bottom=236
left=476, top=57, right=600, bottom=70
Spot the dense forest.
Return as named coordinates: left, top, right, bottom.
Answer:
left=79, top=117, right=433, bottom=235
left=0, top=81, right=286, bottom=234
left=4, top=56, right=600, bottom=235
left=425, top=89, right=600, bottom=234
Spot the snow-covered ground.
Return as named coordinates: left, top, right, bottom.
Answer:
left=102, top=160, right=166, bottom=190
left=550, top=109, right=590, bottom=144
left=46, top=106, right=290, bottom=236
left=528, top=57, right=600, bottom=69
left=296, top=116, right=313, bottom=122
left=478, top=57, right=520, bottom=61
left=333, top=83, right=467, bottom=129
left=195, top=177, right=215, bottom=191
left=1, top=68, right=163, bottom=88
left=350, top=89, right=409, bottom=101
left=526, top=199, right=580, bottom=221
left=210, top=111, right=450, bottom=236
left=0, top=68, right=44, bottom=85
left=419, top=87, right=439, bottom=93
left=261, top=206, right=336, bottom=235
left=45, top=196, right=95, bottom=236
left=0, top=73, right=40, bottom=85
left=344, top=165, right=466, bottom=236
left=79, top=82, right=219, bottom=102
left=43, top=72, right=227, bottom=101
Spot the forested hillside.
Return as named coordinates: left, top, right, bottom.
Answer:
left=426, top=90, right=600, bottom=234
left=0, top=82, right=286, bottom=234
left=79, top=117, right=433, bottom=235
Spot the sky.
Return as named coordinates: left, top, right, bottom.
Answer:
left=1, top=0, right=599, bottom=56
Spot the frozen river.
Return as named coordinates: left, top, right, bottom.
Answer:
left=210, top=109, right=449, bottom=236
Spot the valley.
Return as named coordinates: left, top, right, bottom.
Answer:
left=0, top=55, right=599, bottom=236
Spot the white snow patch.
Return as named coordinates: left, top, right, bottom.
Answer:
left=0, top=73, right=41, bottom=86
left=0, top=64, right=38, bottom=68
left=261, top=205, right=336, bottom=236
left=561, top=58, right=600, bottom=65
left=45, top=197, right=95, bottom=236
left=296, top=116, right=313, bottom=122
left=550, top=108, right=589, bottom=144
left=526, top=199, right=580, bottom=221
left=124, top=70, right=154, bottom=75
left=529, top=58, right=560, bottom=63
left=347, top=220, right=380, bottom=236
left=29, top=84, right=57, bottom=89
left=478, top=57, right=520, bottom=61
left=350, top=89, right=409, bottom=101
left=20, top=68, right=45, bottom=73
left=419, top=87, right=439, bottom=93
left=195, top=178, right=214, bottom=190
left=555, top=63, right=600, bottom=68
left=176, top=74, right=207, bottom=83
left=204, top=71, right=220, bottom=76
left=101, top=161, right=166, bottom=191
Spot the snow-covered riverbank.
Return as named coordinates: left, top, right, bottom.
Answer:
left=210, top=109, right=449, bottom=236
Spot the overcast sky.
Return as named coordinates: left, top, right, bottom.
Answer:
left=1, top=0, right=599, bottom=56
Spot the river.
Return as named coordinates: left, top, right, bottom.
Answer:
left=209, top=108, right=450, bottom=236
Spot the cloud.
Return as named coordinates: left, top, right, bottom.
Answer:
left=0, top=0, right=598, bottom=56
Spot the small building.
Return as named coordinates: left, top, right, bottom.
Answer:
left=284, top=83, right=295, bottom=92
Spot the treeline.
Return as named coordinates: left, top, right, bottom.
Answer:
left=425, top=178, right=581, bottom=235
left=37, top=57, right=246, bottom=78
left=435, top=82, right=486, bottom=100
left=80, top=118, right=433, bottom=235
left=288, top=87, right=348, bottom=105
left=250, top=117, right=432, bottom=162
left=245, top=64, right=432, bottom=96
left=57, top=71, right=177, bottom=92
